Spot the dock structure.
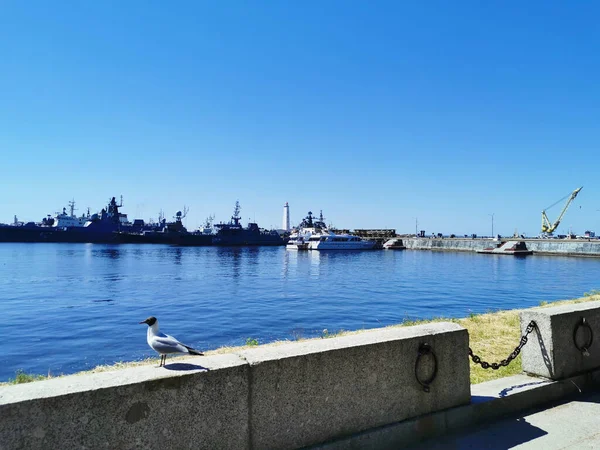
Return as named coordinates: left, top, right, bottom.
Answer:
left=329, top=228, right=351, bottom=235
left=351, top=229, right=397, bottom=248
left=352, top=229, right=396, bottom=239
left=477, top=240, right=533, bottom=255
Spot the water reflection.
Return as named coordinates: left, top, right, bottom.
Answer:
left=245, top=248, right=260, bottom=277
left=309, top=250, right=321, bottom=278
left=83, top=244, right=94, bottom=265
left=60, top=249, right=79, bottom=258
left=281, top=249, right=290, bottom=279
left=172, top=247, right=183, bottom=265
left=282, top=248, right=315, bottom=277
left=93, top=247, right=122, bottom=259
left=217, top=247, right=243, bottom=280
left=131, top=247, right=146, bottom=259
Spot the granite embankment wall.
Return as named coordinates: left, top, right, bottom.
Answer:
left=0, top=323, right=470, bottom=450
left=404, top=238, right=600, bottom=256
left=525, top=240, right=600, bottom=256
left=404, top=238, right=492, bottom=252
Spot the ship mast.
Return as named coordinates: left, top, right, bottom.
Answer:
left=204, top=214, right=214, bottom=228
left=68, top=199, right=77, bottom=217
left=232, top=201, right=241, bottom=226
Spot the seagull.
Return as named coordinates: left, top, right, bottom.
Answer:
left=139, top=316, right=203, bottom=367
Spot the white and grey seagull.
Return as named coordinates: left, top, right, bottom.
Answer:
left=139, top=316, right=203, bottom=367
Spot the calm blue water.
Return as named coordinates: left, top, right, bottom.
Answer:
left=1, top=243, right=598, bottom=381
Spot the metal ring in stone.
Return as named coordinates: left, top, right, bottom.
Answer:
left=415, top=343, right=438, bottom=392
left=573, top=317, right=593, bottom=354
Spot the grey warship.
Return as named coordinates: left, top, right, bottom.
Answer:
left=212, top=201, right=284, bottom=246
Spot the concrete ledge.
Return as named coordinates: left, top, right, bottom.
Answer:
left=0, top=323, right=469, bottom=450
left=314, top=370, right=600, bottom=449
left=521, top=301, right=600, bottom=379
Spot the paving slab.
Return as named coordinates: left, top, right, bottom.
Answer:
left=409, top=391, right=600, bottom=449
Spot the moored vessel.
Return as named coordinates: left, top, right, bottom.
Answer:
left=287, top=211, right=376, bottom=251
left=0, top=196, right=138, bottom=243
left=213, top=201, right=284, bottom=246
left=117, top=208, right=213, bottom=246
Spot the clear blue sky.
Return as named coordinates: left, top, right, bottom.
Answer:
left=1, top=1, right=598, bottom=236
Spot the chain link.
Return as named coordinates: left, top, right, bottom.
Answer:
left=469, top=320, right=537, bottom=370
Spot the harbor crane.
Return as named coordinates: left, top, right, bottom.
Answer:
left=541, top=186, right=583, bottom=235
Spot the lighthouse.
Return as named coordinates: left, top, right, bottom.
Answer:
left=282, top=202, right=290, bottom=232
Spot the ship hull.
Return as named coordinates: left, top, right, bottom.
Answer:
left=212, top=234, right=284, bottom=246
left=0, top=226, right=60, bottom=243
left=0, top=225, right=121, bottom=244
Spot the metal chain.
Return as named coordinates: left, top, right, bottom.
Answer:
left=469, top=320, right=537, bottom=370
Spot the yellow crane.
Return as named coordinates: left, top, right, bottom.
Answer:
left=541, top=186, right=583, bottom=235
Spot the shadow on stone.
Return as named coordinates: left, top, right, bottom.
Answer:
left=163, top=363, right=209, bottom=372
left=470, top=395, right=495, bottom=404
left=499, top=380, right=550, bottom=398
left=462, top=417, right=547, bottom=449
left=411, top=417, right=547, bottom=450
left=536, top=328, right=554, bottom=378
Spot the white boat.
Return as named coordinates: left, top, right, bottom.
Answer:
left=286, top=211, right=376, bottom=251
left=286, top=234, right=310, bottom=250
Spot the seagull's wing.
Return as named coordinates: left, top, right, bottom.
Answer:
left=150, top=333, right=188, bottom=354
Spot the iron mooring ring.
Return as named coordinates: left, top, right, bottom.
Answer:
left=573, top=317, right=593, bottom=356
left=415, top=343, right=438, bottom=393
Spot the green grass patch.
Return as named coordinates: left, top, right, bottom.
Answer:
left=9, top=369, right=48, bottom=384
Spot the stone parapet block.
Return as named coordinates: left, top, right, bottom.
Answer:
left=520, top=300, right=600, bottom=380
left=240, top=322, right=470, bottom=450
left=0, top=354, right=250, bottom=450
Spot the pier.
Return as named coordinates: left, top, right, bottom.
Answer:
left=401, top=236, right=600, bottom=257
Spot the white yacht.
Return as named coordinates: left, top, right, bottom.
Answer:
left=287, top=211, right=376, bottom=251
